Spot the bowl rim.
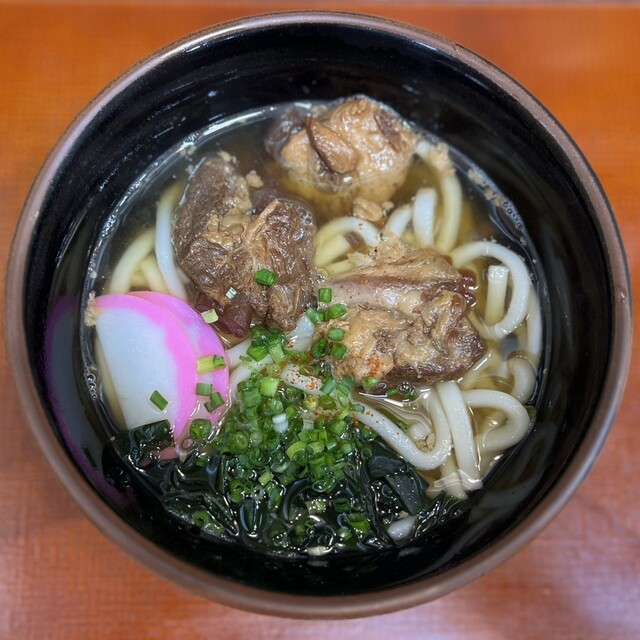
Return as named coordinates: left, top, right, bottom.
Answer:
left=4, top=10, right=633, bottom=619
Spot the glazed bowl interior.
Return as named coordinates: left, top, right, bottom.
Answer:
left=6, top=12, right=631, bottom=618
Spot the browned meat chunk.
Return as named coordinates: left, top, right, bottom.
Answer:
left=172, top=155, right=317, bottom=334
left=320, top=248, right=485, bottom=386
left=267, top=96, right=418, bottom=215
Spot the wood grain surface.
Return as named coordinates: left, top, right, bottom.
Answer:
left=1, top=3, right=639, bottom=639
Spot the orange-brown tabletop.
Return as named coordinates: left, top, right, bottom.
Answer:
left=1, top=3, right=639, bottom=638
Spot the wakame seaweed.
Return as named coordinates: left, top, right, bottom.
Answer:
left=120, top=420, right=441, bottom=555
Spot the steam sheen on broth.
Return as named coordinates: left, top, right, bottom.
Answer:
left=84, top=96, right=543, bottom=556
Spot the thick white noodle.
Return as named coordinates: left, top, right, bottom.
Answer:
left=155, top=184, right=188, bottom=300
left=383, top=204, right=412, bottom=237
left=524, top=285, right=543, bottom=365
left=407, top=421, right=430, bottom=442
left=387, top=515, right=417, bottom=542
left=435, top=172, right=463, bottom=253
left=316, top=216, right=381, bottom=247
left=435, top=381, right=481, bottom=488
left=412, top=188, right=437, bottom=247
left=507, top=356, right=537, bottom=403
left=485, top=264, right=509, bottom=326
left=463, top=389, right=530, bottom=453
left=139, top=256, right=168, bottom=294
left=323, top=258, right=354, bottom=277
left=227, top=339, right=251, bottom=370
left=315, top=235, right=352, bottom=268
left=280, top=365, right=322, bottom=396
left=356, top=402, right=450, bottom=471
left=458, top=348, right=497, bottom=390
left=315, top=217, right=381, bottom=267
left=108, top=228, right=155, bottom=294
left=415, top=139, right=463, bottom=253
left=431, top=456, right=467, bottom=500
left=450, top=241, right=531, bottom=340
left=286, top=313, right=316, bottom=352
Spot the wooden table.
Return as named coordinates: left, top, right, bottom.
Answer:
left=1, top=3, right=639, bottom=638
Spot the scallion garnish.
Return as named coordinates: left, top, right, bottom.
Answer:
left=362, top=376, right=378, bottom=389
left=150, top=390, right=168, bottom=411
left=306, top=308, right=324, bottom=325
left=225, top=287, right=237, bottom=299
left=268, top=343, right=286, bottom=364
left=318, top=287, right=333, bottom=303
left=247, top=343, right=269, bottom=362
left=321, top=377, right=337, bottom=395
left=197, top=355, right=226, bottom=374
left=200, top=309, right=219, bottom=324
left=259, top=377, right=279, bottom=398
left=310, top=338, right=329, bottom=358
left=195, top=382, right=213, bottom=396
left=327, top=327, right=345, bottom=341
left=255, top=268, right=278, bottom=286
left=331, top=342, right=348, bottom=360
left=326, top=303, right=347, bottom=319
left=190, top=418, right=212, bottom=439
left=193, top=510, right=212, bottom=528
left=207, top=392, right=225, bottom=410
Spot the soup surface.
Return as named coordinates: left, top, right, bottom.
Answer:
left=81, top=96, right=546, bottom=558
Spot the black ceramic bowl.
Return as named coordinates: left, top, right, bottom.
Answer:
left=5, top=12, right=632, bottom=618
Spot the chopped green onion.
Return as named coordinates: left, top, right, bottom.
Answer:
left=340, top=375, right=357, bottom=389
left=255, top=268, right=278, bottom=286
left=193, top=510, right=212, bottom=528
left=286, top=440, right=308, bottom=464
left=317, top=395, right=336, bottom=409
left=197, top=355, right=227, bottom=374
left=306, top=441, right=325, bottom=456
left=330, top=419, right=347, bottom=436
left=347, top=512, right=371, bottom=533
left=327, top=327, right=345, bottom=341
left=259, top=377, right=279, bottom=398
left=318, top=287, right=333, bottom=303
left=149, top=390, right=168, bottom=411
left=337, top=526, right=353, bottom=541
left=326, top=303, right=347, bottom=320
left=228, top=432, right=249, bottom=453
left=339, top=440, right=354, bottom=455
left=258, top=470, right=272, bottom=486
left=242, top=386, right=262, bottom=408
left=247, top=343, right=269, bottom=362
left=190, top=418, right=212, bottom=439
left=207, top=392, right=225, bottom=410
left=303, top=395, right=318, bottom=411
left=268, top=343, right=286, bottom=364
left=311, top=338, right=329, bottom=358
left=321, top=377, right=337, bottom=394
left=331, top=342, right=348, bottom=360
left=225, top=287, right=237, bottom=299
left=306, top=308, right=324, bottom=325
left=200, top=309, right=219, bottom=323
left=333, top=497, right=352, bottom=513
left=349, top=403, right=365, bottom=413
left=195, top=382, right=213, bottom=396
left=362, top=376, right=378, bottom=389
left=263, top=397, right=284, bottom=415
